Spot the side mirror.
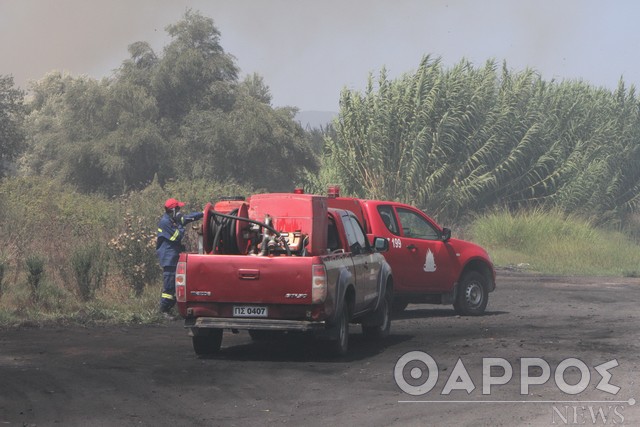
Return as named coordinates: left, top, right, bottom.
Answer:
left=442, top=227, right=451, bottom=242
left=373, top=237, right=389, bottom=252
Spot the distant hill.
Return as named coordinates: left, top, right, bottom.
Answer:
left=295, top=110, right=338, bottom=130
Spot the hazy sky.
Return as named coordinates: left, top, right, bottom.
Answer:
left=2, top=0, right=639, bottom=112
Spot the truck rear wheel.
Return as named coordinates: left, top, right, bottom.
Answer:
left=330, top=303, right=350, bottom=356
left=453, top=271, right=488, bottom=316
left=192, top=329, right=223, bottom=356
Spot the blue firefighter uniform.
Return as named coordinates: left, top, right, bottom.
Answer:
left=156, top=198, right=203, bottom=313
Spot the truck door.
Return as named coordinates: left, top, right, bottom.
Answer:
left=341, top=212, right=378, bottom=312
left=389, top=207, right=456, bottom=292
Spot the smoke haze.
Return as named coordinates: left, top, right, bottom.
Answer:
left=2, top=0, right=639, bottom=111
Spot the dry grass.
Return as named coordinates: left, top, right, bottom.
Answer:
left=470, top=209, right=640, bottom=276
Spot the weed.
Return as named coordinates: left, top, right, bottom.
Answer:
left=71, top=243, right=109, bottom=301
left=0, top=259, right=5, bottom=300
left=25, top=254, right=45, bottom=302
left=109, top=213, right=159, bottom=296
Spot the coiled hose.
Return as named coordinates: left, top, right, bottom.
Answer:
left=209, top=208, right=240, bottom=254
left=205, top=209, right=290, bottom=256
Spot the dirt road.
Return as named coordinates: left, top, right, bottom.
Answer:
left=1, top=272, right=639, bottom=426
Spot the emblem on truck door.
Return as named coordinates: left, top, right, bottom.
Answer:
left=423, top=249, right=437, bottom=272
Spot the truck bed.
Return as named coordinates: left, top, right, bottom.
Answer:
left=181, top=253, right=318, bottom=305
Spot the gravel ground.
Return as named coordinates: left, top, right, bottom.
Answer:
left=1, top=271, right=638, bottom=426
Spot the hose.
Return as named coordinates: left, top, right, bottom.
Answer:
left=206, top=209, right=291, bottom=256
left=209, top=209, right=240, bottom=254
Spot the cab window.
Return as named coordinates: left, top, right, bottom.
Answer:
left=396, top=208, right=440, bottom=240
left=327, top=217, right=341, bottom=252
left=377, top=205, right=399, bottom=235
left=342, top=213, right=368, bottom=254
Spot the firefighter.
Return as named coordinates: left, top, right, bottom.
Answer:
left=156, top=198, right=203, bottom=318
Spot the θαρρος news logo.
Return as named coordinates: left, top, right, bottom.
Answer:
left=393, top=351, right=624, bottom=397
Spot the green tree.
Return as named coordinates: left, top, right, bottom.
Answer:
left=241, top=73, right=272, bottom=105
left=21, top=72, right=99, bottom=178
left=94, top=80, right=168, bottom=191
left=117, top=41, right=158, bottom=89
left=176, top=85, right=318, bottom=191
left=0, top=75, right=26, bottom=177
left=19, top=11, right=319, bottom=195
left=151, top=10, right=239, bottom=124
left=323, top=56, right=640, bottom=224
left=22, top=72, right=167, bottom=194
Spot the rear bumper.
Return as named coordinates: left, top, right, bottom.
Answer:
left=184, top=317, right=327, bottom=332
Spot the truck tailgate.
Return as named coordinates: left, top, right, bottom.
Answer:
left=183, top=254, right=314, bottom=305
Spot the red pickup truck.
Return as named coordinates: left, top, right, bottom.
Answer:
left=176, top=193, right=393, bottom=356
left=324, top=187, right=495, bottom=315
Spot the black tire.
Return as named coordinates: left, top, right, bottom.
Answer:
left=192, top=329, right=223, bottom=356
left=330, top=303, right=350, bottom=356
left=454, top=271, right=489, bottom=316
left=362, top=286, right=392, bottom=339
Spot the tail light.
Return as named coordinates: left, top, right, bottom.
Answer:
left=311, top=264, right=327, bottom=304
left=176, top=261, right=186, bottom=302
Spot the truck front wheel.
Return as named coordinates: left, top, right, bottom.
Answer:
left=453, top=271, right=489, bottom=316
left=362, top=286, right=392, bottom=339
left=192, top=328, right=223, bottom=356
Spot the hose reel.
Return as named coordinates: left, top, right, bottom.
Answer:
left=203, top=201, right=249, bottom=254
left=202, top=199, right=299, bottom=256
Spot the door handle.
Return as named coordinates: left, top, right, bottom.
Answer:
left=238, top=269, right=260, bottom=280
left=407, top=244, right=417, bottom=252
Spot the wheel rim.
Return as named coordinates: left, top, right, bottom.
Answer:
left=465, top=281, right=484, bottom=308
left=337, top=306, right=349, bottom=351
left=339, top=314, right=347, bottom=347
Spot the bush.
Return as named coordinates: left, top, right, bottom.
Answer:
left=109, top=212, right=159, bottom=296
left=0, top=258, right=5, bottom=300
left=25, top=254, right=45, bottom=301
left=71, top=243, right=109, bottom=301
left=35, top=280, right=76, bottom=313
left=0, top=177, right=253, bottom=325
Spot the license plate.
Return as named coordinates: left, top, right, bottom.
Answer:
left=233, top=306, right=268, bottom=317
